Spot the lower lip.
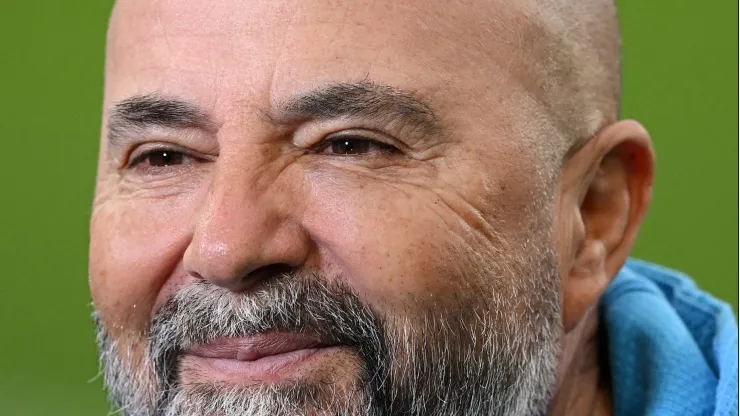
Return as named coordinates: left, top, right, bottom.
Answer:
left=182, top=346, right=345, bottom=384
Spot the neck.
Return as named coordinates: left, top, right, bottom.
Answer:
left=548, top=307, right=612, bottom=416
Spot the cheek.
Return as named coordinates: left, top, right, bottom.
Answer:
left=89, top=192, right=196, bottom=338
left=303, top=169, right=489, bottom=312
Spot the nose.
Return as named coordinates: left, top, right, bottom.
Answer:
left=183, top=154, right=311, bottom=292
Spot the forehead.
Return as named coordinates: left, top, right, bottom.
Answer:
left=106, top=0, right=545, bottom=124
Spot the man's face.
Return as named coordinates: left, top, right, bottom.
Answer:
left=90, top=0, right=564, bottom=414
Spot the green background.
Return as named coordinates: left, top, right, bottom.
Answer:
left=0, top=1, right=736, bottom=415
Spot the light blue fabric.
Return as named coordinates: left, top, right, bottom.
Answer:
left=601, top=259, right=738, bottom=416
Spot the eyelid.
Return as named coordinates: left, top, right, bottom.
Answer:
left=124, top=142, right=209, bottom=169
left=318, top=129, right=405, bottom=151
left=314, top=134, right=401, bottom=156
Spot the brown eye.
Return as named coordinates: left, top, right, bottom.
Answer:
left=331, top=139, right=371, bottom=154
left=320, top=137, right=398, bottom=155
left=128, top=149, right=192, bottom=170
left=145, top=150, right=185, bottom=167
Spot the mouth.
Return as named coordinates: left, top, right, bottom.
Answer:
left=181, top=332, right=346, bottom=385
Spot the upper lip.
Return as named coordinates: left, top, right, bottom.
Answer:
left=186, top=332, right=337, bottom=362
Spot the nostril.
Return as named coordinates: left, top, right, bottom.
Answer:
left=245, top=263, right=294, bottom=283
left=187, top=263, right=294, bottom=292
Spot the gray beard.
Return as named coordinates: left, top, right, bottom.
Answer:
left=94, top=252, right=561, bottom=416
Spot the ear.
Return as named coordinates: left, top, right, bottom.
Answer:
left=556, top=120, right=654, bottom=332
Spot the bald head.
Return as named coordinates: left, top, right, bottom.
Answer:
left=524, top=0, right=622, bottom=152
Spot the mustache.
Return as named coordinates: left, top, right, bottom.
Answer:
left=95, top=262, right=562, bottom=416
left=147, top=274, right=387, bottom=403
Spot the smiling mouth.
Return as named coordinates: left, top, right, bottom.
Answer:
left=181, top=332, right=345, bottom=384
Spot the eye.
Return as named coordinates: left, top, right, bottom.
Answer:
left=127, top=148, right=194, bottom=170
left=317, top=136, right=399, bottom=156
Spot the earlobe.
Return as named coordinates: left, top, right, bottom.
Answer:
left=559, top=120, right=654, bottom=331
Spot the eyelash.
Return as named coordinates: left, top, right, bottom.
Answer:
left=125, top=145, right=199, bottom=170
left=314, top=135, right=401, bottom=156
left=125, top=135, right=401, bottom=170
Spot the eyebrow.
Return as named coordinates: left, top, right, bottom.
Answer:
left=275, top=81, right=441, bottom=136
left=107, top=81, right=441, bottom=147
left=107, top=94, right=214, bottom=147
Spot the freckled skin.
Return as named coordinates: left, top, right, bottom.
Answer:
left=90, top=0, right=654, bottom=414
left=92, top=0, right=546, bottom=348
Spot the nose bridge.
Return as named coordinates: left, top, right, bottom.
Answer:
left=185, top=144, right=307, bottom=290
left=204, top=151, right=277, bottom=248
